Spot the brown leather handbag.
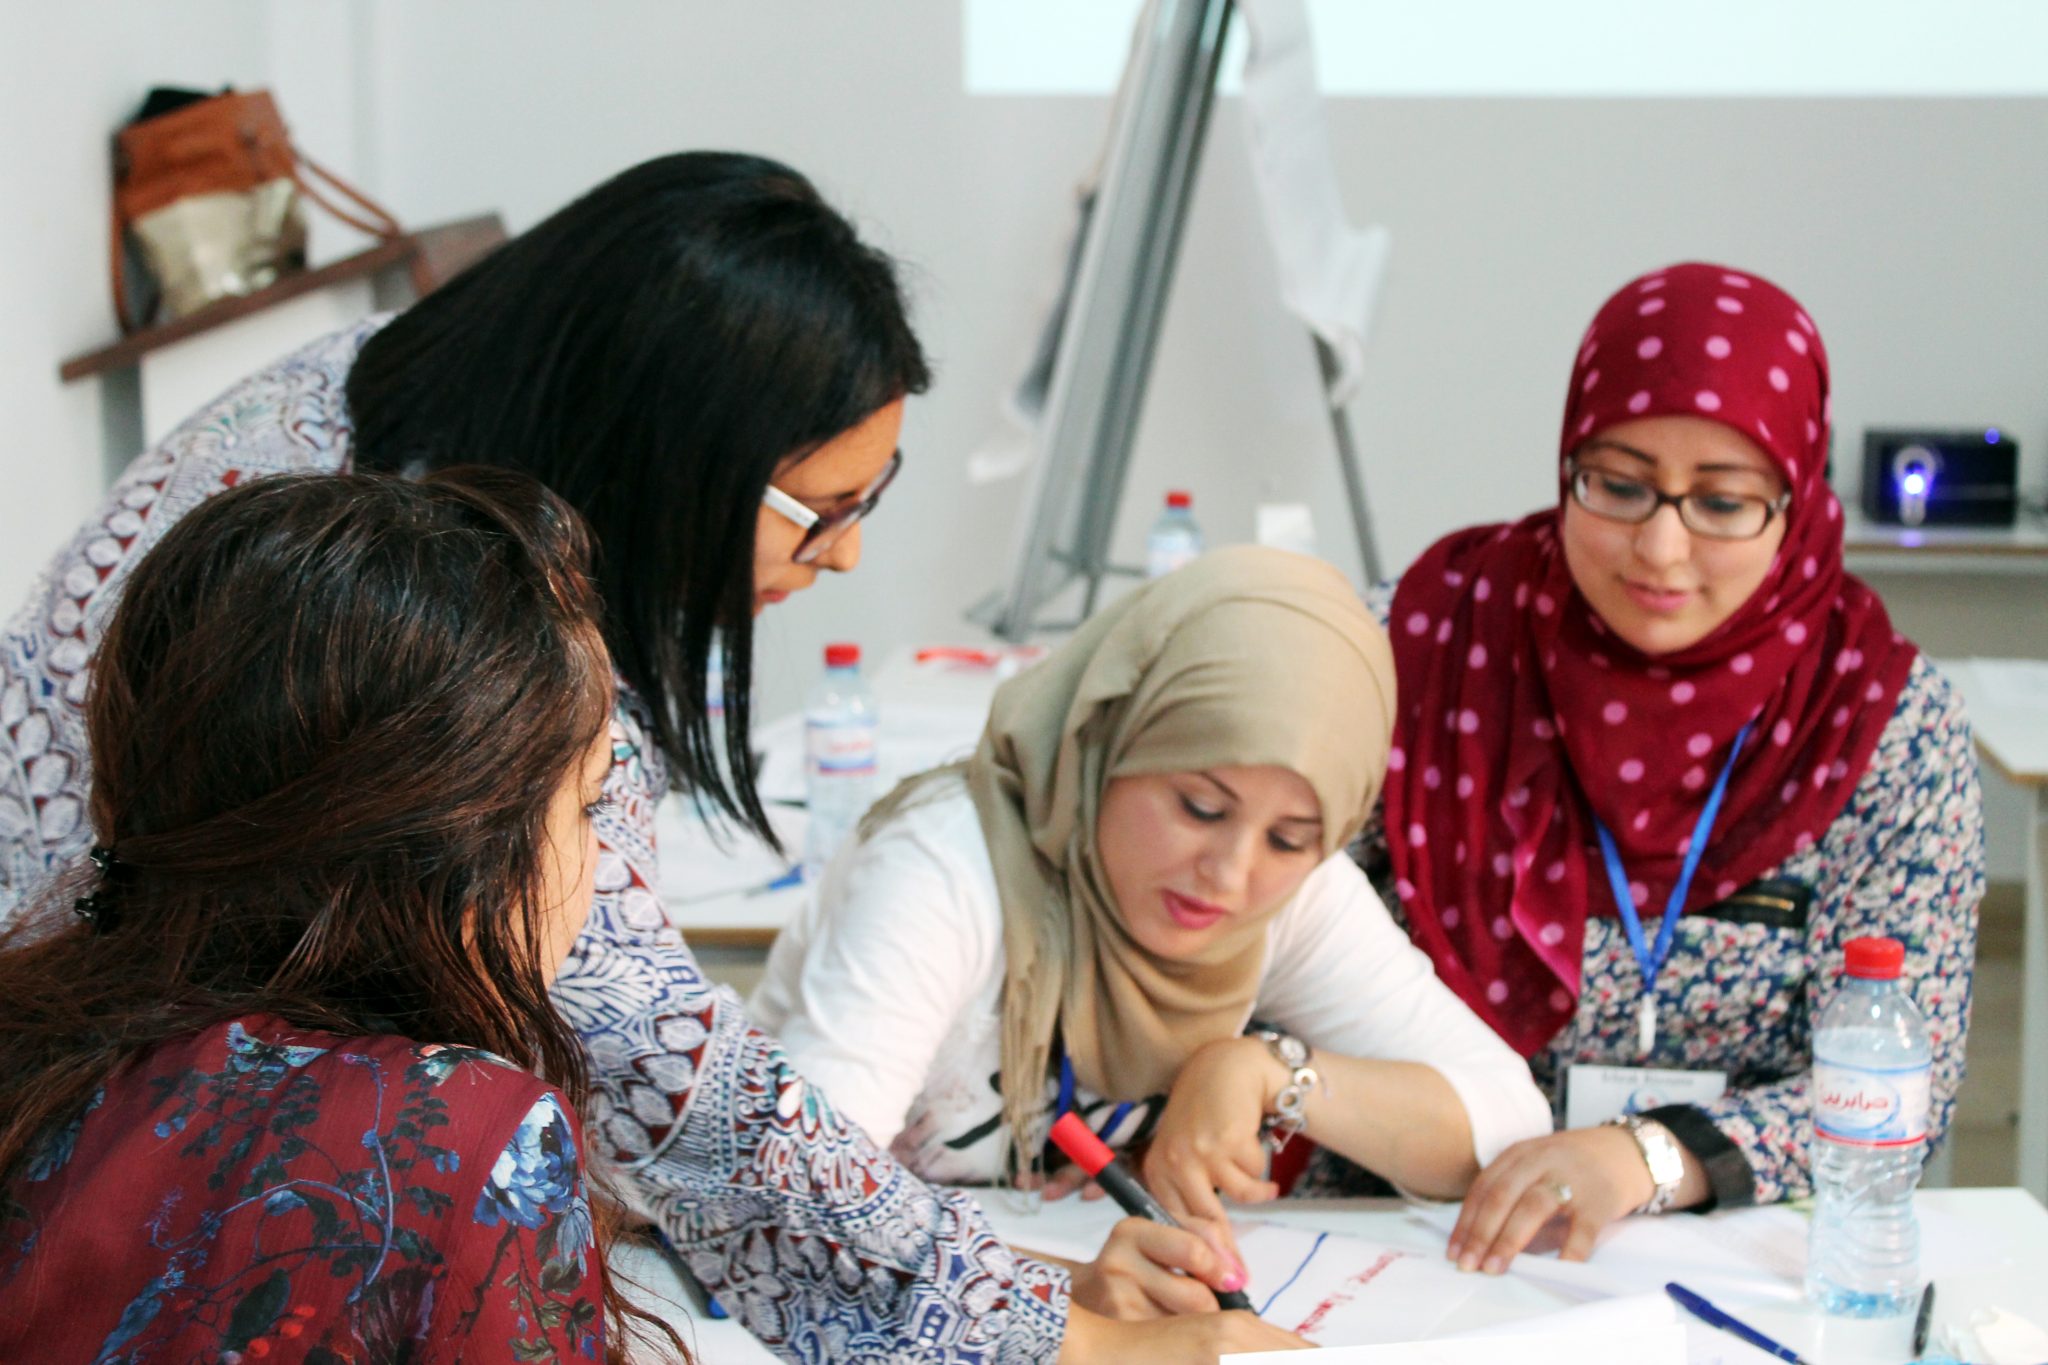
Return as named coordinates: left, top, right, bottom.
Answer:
left=111, top=87, right=403, bottom=331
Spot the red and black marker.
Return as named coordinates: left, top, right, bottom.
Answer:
left=1047, top=1111, right=1255, bottom=1313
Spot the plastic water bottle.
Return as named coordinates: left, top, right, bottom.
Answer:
left=699, top=634, right=731, bottom=794
left=803, top=642, right=878, bottom=882
left=705, top=634, right=726, bottom=721
left=1807, top=935, right=1931, bottom=1316
left=1146, top=491, right=1204, bottom=579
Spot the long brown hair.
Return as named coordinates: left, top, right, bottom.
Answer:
left=0, top=468, right=676, bottom=1360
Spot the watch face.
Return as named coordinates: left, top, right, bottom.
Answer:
left=1638, top=1122, right=1687, bottom=1185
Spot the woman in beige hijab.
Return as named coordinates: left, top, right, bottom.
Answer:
left=753, top=547, right=1548, bottom=1316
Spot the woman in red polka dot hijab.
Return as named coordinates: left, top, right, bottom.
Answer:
left=1377, top=263, right=1984, bottom=1271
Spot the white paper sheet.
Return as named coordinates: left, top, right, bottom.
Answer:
left=1453, top=1291, right=1786, bottom=1365
left=1238, top=0, right=1392, bottom=406
left=1225, top=1323, right=1687, bottom=1365
left=1590, top=1207, right=1810, bottom=1296
left=1566, top=1199, right=2004, bottom=1297
left=1235, top=1222, right=1480, bottom=1345
left=1402, top=1196, right=1806, bottom=1297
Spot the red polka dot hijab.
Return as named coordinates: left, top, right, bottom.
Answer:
left=1385, top=262, right=1916, bottom=1057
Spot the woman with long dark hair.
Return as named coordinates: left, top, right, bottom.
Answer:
left=0, top=469, right=679, bottom=1361
left=1, top=153, right=1249, bottom=1361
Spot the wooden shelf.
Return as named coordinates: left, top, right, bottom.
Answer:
left=60, top=213, right=506, bottom=383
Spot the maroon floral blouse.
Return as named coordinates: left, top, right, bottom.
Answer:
left=0, top=1016, right=603, bottom=1363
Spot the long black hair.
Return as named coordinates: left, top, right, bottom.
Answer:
left=346, top=152, right=930, bottom=841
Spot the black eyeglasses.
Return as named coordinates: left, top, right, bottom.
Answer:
left=1567, top=455, right=1789, bottom=542
left=762, top=450, right=902, bottom=564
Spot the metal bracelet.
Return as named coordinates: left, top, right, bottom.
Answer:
left=1265, top=1066, right=1320, bottom=1153
left=1252, top=1030, right=1319, bottom=1155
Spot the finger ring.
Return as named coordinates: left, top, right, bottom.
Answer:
left=1549, top=1180, right=1573, bottom=1205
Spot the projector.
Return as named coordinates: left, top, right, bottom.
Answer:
left=1860, top=428, right=2019, bottom=527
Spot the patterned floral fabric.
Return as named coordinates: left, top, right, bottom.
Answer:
left=1355, top=583, right=1985, bottom=1205
left=0, top=321, right=1071, bottom=1363
left=0, top=1016, right=601, bottom=1362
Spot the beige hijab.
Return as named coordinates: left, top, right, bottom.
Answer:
left=961, top=545, right=1397, bottom=1179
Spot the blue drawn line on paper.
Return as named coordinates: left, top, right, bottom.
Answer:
left=1256, top=1230, right=1331, bottom=1317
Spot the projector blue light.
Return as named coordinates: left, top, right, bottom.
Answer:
left=1863, top=428, right=2017, bottom=527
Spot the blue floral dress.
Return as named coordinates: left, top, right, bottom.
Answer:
left=0, top=1016, right=600, bottom=1362
left=0, top=322, right=1070, bottom=1363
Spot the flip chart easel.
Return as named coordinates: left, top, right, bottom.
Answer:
left=972, top=0, right=1384, bottom=640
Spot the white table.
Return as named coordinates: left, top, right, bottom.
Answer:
left=615, top=1188, right=2048, bottom=1363
left=661, top=646, right=1023, bottom=948
left=1943, top=660, right=2048, bottom=1204
left=1841, top=506, right=2048, bottom=576
left=656, top=800, right=809, bottom=949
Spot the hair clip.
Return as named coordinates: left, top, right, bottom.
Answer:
left=76, top=845, right=121, bottom=930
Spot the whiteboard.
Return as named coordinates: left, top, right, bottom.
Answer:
left=965, top=0, right=2048, bottom=98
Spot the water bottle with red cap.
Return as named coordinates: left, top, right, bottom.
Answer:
left=1807, top=935, right=1932, bottom=1316
left=1145, top=490, right=1204, bottom=579
left=803, top=642, right=878, bottom=883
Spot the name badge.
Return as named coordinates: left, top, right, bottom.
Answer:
left=1565, top=1064, right=1728, bottom=1130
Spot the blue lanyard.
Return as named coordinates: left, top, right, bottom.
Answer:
left=1055, top=1054, right=1133, bottom=1146
left=1590, top=720, right=1752, bottom=1054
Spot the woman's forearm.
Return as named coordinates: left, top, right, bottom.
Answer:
left=1289, top=1052, right=1482, bottom=1198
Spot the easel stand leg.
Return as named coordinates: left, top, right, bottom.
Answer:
left=1314, top=337, right=1382, bottom=586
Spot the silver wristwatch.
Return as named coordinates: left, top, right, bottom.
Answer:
left=1608, top=1113, right=1686, bottom=1214
left=1250, top=1029, right=1318, bottom=1154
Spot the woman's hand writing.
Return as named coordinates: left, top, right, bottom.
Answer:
left=1143, top=1037, right=1284, bottom=1233
left=1058, top=1305, right=1310, bottom=1362
left=1063, top=1215, right=1249, bottom=1319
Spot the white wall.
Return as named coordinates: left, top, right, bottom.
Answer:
left=0, top=3, right=274, bottom=602
left=345, top=5, right=2048, bottom=676
left=7, top=3, right=2044, bottom=865
left=350, top=0, right=1125, bottom=715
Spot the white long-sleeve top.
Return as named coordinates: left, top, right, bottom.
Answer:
left=751, top=775, right=1551, bottom=1186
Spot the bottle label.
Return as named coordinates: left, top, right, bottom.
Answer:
left=1813, top=1059, right=1930, bottom=1147
left=806, top=718, right=877, bottom=776
left=1147, top=542, right=1200, bottom=579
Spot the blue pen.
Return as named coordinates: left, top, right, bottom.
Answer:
left=745, top=864, right=805, bottom=896
left=1665, top=1282, right=1811, bottom=1365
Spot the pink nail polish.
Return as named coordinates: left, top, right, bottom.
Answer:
left=1219, top=1265, right=1248, bottom=1293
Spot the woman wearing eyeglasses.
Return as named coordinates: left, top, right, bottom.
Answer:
left=1358, top=263, right=1984, bottom=1274
left=1, top=152, right=1210, bottom=1363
